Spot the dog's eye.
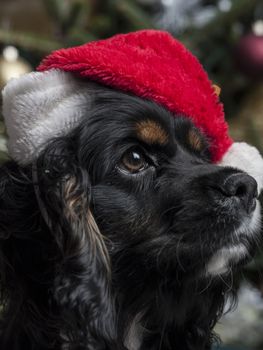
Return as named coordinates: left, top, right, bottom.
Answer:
left=120, top=147, right=149, bottom=173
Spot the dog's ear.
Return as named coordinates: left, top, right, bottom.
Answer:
left=35, top=138, right=117, bottom=348
left=0, top=140, right=117, bottom=348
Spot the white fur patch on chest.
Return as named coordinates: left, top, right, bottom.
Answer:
left=206, top=244, right=248, bottom=275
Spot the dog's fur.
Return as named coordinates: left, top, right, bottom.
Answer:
left=0, top=83, right=261, bottom=350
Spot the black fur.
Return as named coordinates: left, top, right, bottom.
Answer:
left=0, top=84, right=260, bottom=349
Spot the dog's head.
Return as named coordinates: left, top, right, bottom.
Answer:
left=25, top=80, right=260, bottom=280
left=66, top=83, right=260, bottom=276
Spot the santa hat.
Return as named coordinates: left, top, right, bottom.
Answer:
left=2, top=30, right=263, bottom=191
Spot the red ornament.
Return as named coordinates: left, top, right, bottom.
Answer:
left=235, top=33, right=263, bottom=78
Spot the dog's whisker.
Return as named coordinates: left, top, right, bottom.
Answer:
left=175, top=234, right=187, bottom=273
left=155, top=234, right=175, bottom=273
left=217, top=272, right=233, bottom=293
left=197, top=277, right=213, bottom=295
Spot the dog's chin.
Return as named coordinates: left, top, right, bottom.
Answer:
left=206, top=200, right=261, bottom=276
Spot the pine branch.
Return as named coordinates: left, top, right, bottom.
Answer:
left=43, top=0, right=87, bottom=36
left=0, top=29, right=61, bottom=53
left=115, top=0, right=153, bottom=29
left=180, top=0, right=262, bottom=46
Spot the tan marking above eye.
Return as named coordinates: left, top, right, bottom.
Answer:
left=188, top=128, right=204, bottom=151
left=136, top=120, right=168, bottom=145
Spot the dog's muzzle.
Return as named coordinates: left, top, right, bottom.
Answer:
left=213, top=172, right=258, bottom=215
left=205, top=171, right=260, bottom=276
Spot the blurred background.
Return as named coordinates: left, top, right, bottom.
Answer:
left=0, top=0, right=263, bottom=349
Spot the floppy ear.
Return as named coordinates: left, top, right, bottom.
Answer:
left=35, top=138, right=117, bottom=348
left=0, top=150, right=117, bottom=348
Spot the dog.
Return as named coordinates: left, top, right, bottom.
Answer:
left=0, top=81, right=261, bottom=350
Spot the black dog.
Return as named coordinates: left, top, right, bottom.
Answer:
left=0, top=83, right=261, bottom=350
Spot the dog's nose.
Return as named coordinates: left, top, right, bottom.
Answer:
left=220, top=173, right=258, bottom=214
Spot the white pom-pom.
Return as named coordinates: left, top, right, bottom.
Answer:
left=219, top=142, right=263, bottom=193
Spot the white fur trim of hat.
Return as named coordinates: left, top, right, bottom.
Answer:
left=218, top=142, right=263, bottom=194
left=2, top=69, right=91, bottom=165
left=2, top=69, right=263, bottom=193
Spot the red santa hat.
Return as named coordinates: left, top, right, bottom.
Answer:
left=2, top=30, right=263, bottom=190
